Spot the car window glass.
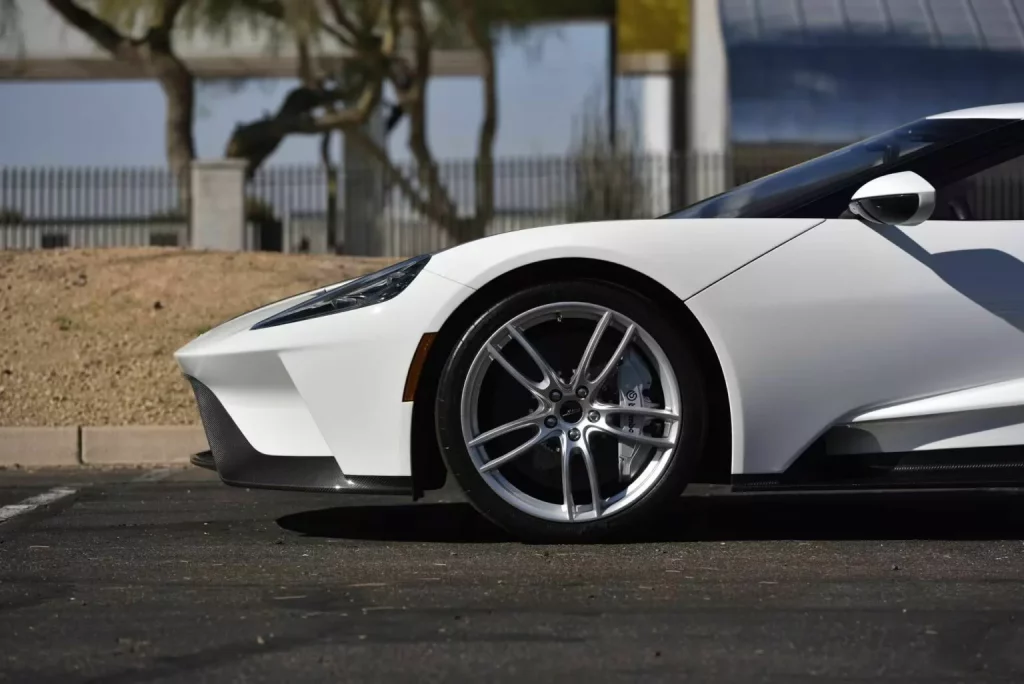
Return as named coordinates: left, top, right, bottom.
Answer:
left=663, top=118, right=1005, bottom=220
left=934, top=154, right=1024, bottom=221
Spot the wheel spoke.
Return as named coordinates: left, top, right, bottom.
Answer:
left=463, top=301, right=682, bottom=525
left=594, top=404, right=680, bottom=422
left=479, top=428, right=552, bottom=473
left=579, top=434, right=603, bottom=518
left=588, top=323, right=636, bottom=393
left=571, top=311, right=611, bottom=389
left=486, top=343, right=545, bottom=400
left=506, top=324, right=560, bottom=389
left=560, top=431, right=574, bottom=521
left=468, top=413, right=544, bottom=448
left=594, top=423, right=675, bottom=449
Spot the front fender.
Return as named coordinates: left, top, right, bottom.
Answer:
left=423, top=219, right=823, bottom=300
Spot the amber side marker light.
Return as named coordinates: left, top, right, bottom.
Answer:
left=403, top=333, right=437, bottom=402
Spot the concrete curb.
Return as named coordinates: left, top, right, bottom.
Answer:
left=0, top=426, right=207, bottom=467
left=0, top=427, right=80, bottom=467
left=82, top=426, right=209, bottom=465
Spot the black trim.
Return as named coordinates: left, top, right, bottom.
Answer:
left=251, top=255, right=430, bottom=330
left=191, top=450, right=216, bottom=471
left=186, top=376, right=413, bottom=496
left=733, top=444, right=1024, bottom=492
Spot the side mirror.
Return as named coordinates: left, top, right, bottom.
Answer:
left=848, top=171, right=935, bottom=227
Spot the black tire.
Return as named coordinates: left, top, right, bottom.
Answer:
left=435, top=279, right=708, bottom=543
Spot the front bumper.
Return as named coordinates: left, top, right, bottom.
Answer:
left=174, top=269, right=474, bottom=481
left=187, top=376, right=413, bottom=494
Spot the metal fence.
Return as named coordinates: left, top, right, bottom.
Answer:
left=0, top=155, right=782, bottom=255
left=245, top=154, right=770, bottom=256
left=0, top=167, right=188, bottom=249
left=6, top=153, right=1024, bottom=255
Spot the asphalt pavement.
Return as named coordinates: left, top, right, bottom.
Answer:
left=2, top=466, right=1024, bottom=682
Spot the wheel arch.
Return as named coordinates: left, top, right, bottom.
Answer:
left=410, top=257, right=732, bottom=497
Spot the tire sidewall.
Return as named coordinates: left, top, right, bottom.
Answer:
left=435, top=279, right=707, bottom=543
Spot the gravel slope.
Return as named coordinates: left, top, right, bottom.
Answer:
left=0, top=249, right=397, bottom=426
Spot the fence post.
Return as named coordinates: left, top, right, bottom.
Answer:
left=686, top=0, right=730, bottom=204
left=189, top=159, right=248, bottom=251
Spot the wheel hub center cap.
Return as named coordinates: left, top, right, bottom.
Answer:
left=559, top=399, right=584, bottom=424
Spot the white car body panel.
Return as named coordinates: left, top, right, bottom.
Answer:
left=850, top=377, right=1024, bottom=423
left=927, top=103, right=1024, bottom=119
left=827, top=378, right=1024, bottom=456
left=176, top=270, right=473, bottom=476
left=687, top=218, right=1024, bottom=474
left=176, top=218, right=822, bottom=478
left=175, top=101, right=1024, bottom=492
left=850, top=171, right=936, bottom=226
left=177, top=213, right=1024, bottom=481
left=177, top=214, right=1024, bottom=481
left=175, top=104, right=1024, bottom=536
left=851, top=171, right=935, bottom=202
left=424, top=219, right=824, bottom=299
left=828, top=409, right=1024, bottom=456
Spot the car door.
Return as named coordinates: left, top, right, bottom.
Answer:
left=686, top=157, right=1024, bottom=478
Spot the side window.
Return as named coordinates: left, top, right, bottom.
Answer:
left=933, top=154, right=1024, bottom=221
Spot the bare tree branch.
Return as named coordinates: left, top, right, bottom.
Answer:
left=0, top=0, right=24, bottom=54
left=157, top=0, right=189, bottom=32
left=225, top=77, right=382, bottom=175
left=323, top=0, right=364, bottom=45
left=236, top=0, right=285, bottom=21
left=398, top=0, right=456, bottom=226
left=233, top=0, right=358, bottom=49
left=45, top=0, right=131, bottom=59
left=296, top=36, right=316, bottom=86
left=307, top=81, right=381, bottom=131
left=221, top=0, right=493, bottom=240
left=47, top=0, right=194, bottom=198
left=345, top=126, right=440, bottom=225
left=317, top=20, right=356, bottom=47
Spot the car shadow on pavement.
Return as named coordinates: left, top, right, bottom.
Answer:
left=277, top=499, right=514, bottom=543
left=276, top=488, right=1024, bottom=544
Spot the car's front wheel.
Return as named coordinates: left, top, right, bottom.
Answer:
left=435, top=279, right=707, bottom=542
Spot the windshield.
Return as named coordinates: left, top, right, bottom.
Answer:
left=665, top=118, right=1006, bottom=219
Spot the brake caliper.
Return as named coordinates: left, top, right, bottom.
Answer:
left=616, top=349, right=653, bottom=482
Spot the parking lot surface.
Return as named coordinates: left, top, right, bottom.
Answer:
left=2, top=466, right=1024, bottom=682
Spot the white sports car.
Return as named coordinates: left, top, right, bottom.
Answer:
left=177, top=104, right=1024, bottom=542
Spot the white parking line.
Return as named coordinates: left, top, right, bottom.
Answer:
left=0, top=487, right=78, bottom=523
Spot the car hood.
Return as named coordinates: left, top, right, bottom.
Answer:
left=424, top=218, right=824, bottom=300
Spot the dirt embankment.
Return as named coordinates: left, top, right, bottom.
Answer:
left=0, top=249, right=397, bottom=426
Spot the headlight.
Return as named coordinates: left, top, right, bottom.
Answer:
left=251, top=255, right=430, bottom=330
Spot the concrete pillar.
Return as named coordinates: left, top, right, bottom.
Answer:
left=686, top=0, right=730, bottom=203
left=189, top=159, right=248, bottom=251
left=640, top=74, right=675, bottom=215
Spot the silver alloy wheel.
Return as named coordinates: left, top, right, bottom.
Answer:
left=460, top=301, right=682, bottom=523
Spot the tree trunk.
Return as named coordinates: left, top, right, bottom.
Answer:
left=469, top=39, right=497, bottom=243
left=321, top=131, right=339, bottom=252
left=155, top=57, right=196, bottom=214
left=43, top=1, right=196, bottom=216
